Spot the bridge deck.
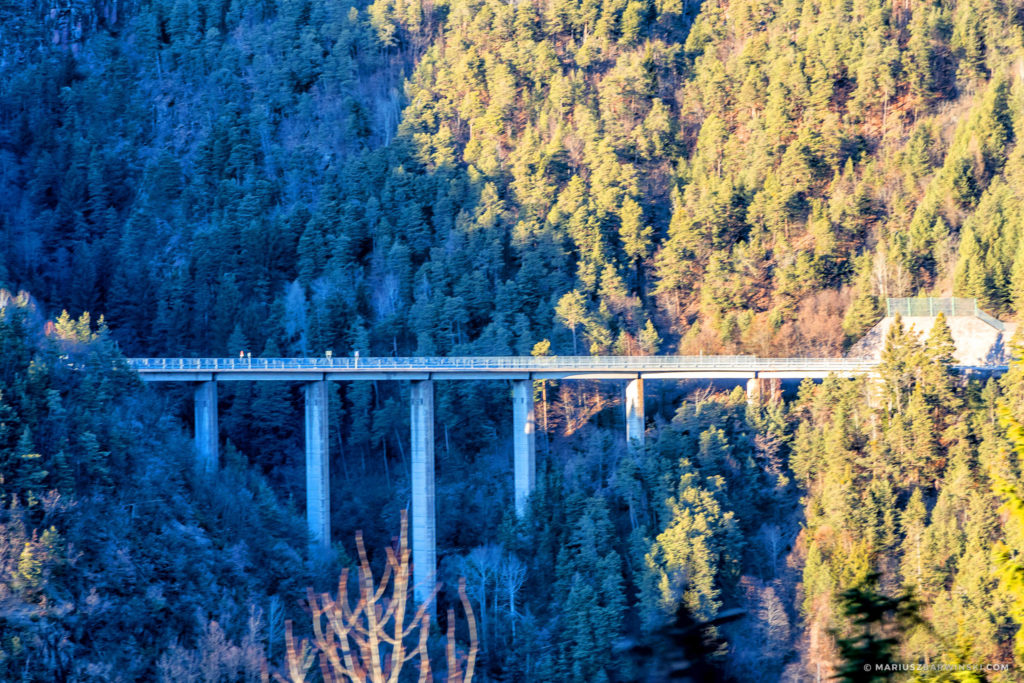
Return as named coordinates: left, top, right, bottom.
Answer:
left=125, top=355, right=904, bottom=381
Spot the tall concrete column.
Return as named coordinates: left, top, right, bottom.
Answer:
left=304, top=380, right=330, bottom=551
left=746, top=377, right=762, bottom=404
left=194, top=381, right=218, bottom=473
left=625, top=377, right=645, bottom=447
left=512, top=380, right=536, bottom=517
left=746, top=377, right=781, bottom=405
left=410, top=380, right=436, bottom=603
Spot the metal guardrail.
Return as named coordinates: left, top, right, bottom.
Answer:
left=126, top=356, right=883, bottom=372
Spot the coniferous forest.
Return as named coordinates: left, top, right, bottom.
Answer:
left=5, top=0, right=1024, bottom=679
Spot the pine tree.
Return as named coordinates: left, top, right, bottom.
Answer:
left=555, top=290, right=589, bottom=354
left=1010, top=243, right=1024, bottom=316
left=991, top=395, right=1024, bottom=664
left=831, top=573, right=921, bottom=682
left=641, top=471, right=740, bottom=626
left=905, top=387, right=936, bottom=485
left=920, top=312, right=959, bottom=410
left=638, top=319, right=661, bottom=355
left=78, top=430, right=111, bottom=492
left=13, top=427, right=47, bottom=506
left=618, top=207, right=650, bottom=277
left=900, top=488, right=929, bottom=591
left=226, top=323, right=249, bottom=357
left=250, top=339, right=294, bottom=468
left=904, top=8, right=936, bottom=111
left=554, top=498, right=626, bottom=681
left=925, top=312, right=956, bottom=365
left=877, top=315, right=920, bottom=414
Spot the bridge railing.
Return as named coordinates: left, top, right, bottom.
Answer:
left=126, top=356, right=883, bottom=372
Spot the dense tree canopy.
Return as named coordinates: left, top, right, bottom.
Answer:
left=4, top=0, right=1024, bottom=679
left=6, top=0, right=1024, bottom=365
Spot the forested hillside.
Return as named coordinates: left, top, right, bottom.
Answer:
left=5, top=0, right=1024, bottom=362
left=6, top=0, right=1024, bottom=468
left=5, top=0, right=1024, bottom=680
left=0, top=291, right=323, bottom=680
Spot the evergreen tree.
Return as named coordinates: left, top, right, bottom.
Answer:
left=250, top=339, right=294, bottom=469
left=638, top=319, right=661, bottom=355
left=877, top=315, right=920, bottom=414
left=555, top=290, right=589, bottom=354
left=831, top=573, right=922, bottom=683
left=900, top=488, right=929, bottom=591
left=920, top=312, right=959, bottom=410
left=12, top=427, right=47, bottom=506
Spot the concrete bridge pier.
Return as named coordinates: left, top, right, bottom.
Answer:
left=625, top=378, right=645, bottom=447
left=512, top=380, right=536, bottom=517
left=746, top=377, right=782, bottom=404
left=410, top=380, right=436, bottom=604
left=304, top=380, right=331, bottom=551
left=194, top=380, right=219, bottom=473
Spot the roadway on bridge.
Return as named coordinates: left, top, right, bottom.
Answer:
left=127, top=355, right=890, bottom=381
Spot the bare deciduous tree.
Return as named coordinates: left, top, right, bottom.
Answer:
left=157, top=609, right=267, bottom=683
left=446, top=579, right=478, bottom=683
left=498, top=555, right=527, bottom=638
left=551, top=381, right=614, bottom=436
left=460, top=545, right=503, bottom=651
left=272, top=513, right=477, bottom=683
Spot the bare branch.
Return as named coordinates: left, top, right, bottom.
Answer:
left=459, top=578, right=478, bottom=683
left=266, top=512, right=477, bottom=683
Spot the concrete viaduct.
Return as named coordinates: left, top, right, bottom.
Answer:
left=126, top=354, right=983, bottom=600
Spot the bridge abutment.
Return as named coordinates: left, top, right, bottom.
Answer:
left=304, top=381, right=331, bottom=551
left=625, top=378, right=644, bottom=447
left=512, top=380, right=536, bottom=517
left=194, top=381, right=219, bottom=473
left=410, top=380, right=436, bottom=603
